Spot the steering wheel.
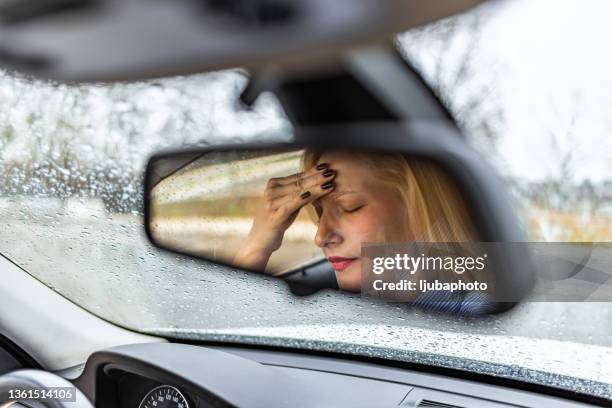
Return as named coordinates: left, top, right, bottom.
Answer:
left=0, top=370, right=93, bottom=408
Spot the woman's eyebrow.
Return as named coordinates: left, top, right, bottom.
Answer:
left=313, top=191, right=359, bottom=206
left=328, top=190, right=360, bottom=198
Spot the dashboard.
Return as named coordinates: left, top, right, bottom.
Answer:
left=102, top=371, right=223, bottom=408
left=69, top=342, right=603, bottom=408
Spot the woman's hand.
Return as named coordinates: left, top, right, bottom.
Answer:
left=234, top=163, right=336, bottom=271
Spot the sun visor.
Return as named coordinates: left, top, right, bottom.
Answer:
left=0, top=0, right=486, bottom=82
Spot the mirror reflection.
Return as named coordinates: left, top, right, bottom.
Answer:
left=148, top=148, right=481, bottom=293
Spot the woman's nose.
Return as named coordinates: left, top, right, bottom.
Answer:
left=314, top=214, right=342, bottom=248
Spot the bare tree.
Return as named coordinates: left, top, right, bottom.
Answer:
left=398, top=4, right=506, bottom=153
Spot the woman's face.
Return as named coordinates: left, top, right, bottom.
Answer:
left=313, top=151, right=408, bottom=291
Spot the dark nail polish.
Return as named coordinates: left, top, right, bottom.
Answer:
left=300, top=191, right=311, bottom=199
left=321, top=181, right=334, bottom=190
left=322, top=169, right=334, bottom=177
left=316, top=163, right=329, bottom=170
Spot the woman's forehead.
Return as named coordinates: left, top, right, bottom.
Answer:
left=318, top=153, right=393, bottom=198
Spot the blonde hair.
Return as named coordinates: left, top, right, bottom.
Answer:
left=301, top=149, right=478, bottom=242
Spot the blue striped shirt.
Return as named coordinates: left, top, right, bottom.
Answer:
left=414, top=290, right=495, bottom=315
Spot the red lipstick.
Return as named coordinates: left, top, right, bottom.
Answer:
left=327, top=256, right=358, bottom=272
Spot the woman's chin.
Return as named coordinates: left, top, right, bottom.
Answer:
left=335, top=259, right=362, bottom=292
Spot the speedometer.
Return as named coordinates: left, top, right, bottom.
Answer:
left=138, top=385, right=190, bottom=408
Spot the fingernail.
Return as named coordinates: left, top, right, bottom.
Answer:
left=321, top=181, right=334, bottom=190
left=322, top=169, right=334, bottom=177
left=316, top=163, right=329, bottom=170
left=300, top=191, right=311, bottom=199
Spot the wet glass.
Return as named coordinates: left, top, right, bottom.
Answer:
left=1, top=0, right=612, bottom=397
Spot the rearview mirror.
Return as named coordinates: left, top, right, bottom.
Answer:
left=144, top=124, right=535, bottom=313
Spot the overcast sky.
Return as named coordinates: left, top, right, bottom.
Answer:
left=460, top=0, right=611, bottom=182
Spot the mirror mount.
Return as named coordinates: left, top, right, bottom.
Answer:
left=242, top=45, right=456, bottom=129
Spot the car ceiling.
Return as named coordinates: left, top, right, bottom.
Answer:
left=0, top=0, right=487, bottom=82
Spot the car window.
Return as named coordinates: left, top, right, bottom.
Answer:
left=398, top=0, right=612, bottom=242
left=0, top=0, right=611, bottom=399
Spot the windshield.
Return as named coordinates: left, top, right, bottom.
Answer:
left=1, top=0, right=612, bottom=399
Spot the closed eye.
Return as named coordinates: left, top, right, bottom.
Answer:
left=344, top=204, right=365, bottom=213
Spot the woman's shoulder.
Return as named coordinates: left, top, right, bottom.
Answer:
left=414, top=289, right=495, bottom=315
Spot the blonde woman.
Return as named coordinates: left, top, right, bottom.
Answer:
left=234, top=149, right=492, bottom=313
